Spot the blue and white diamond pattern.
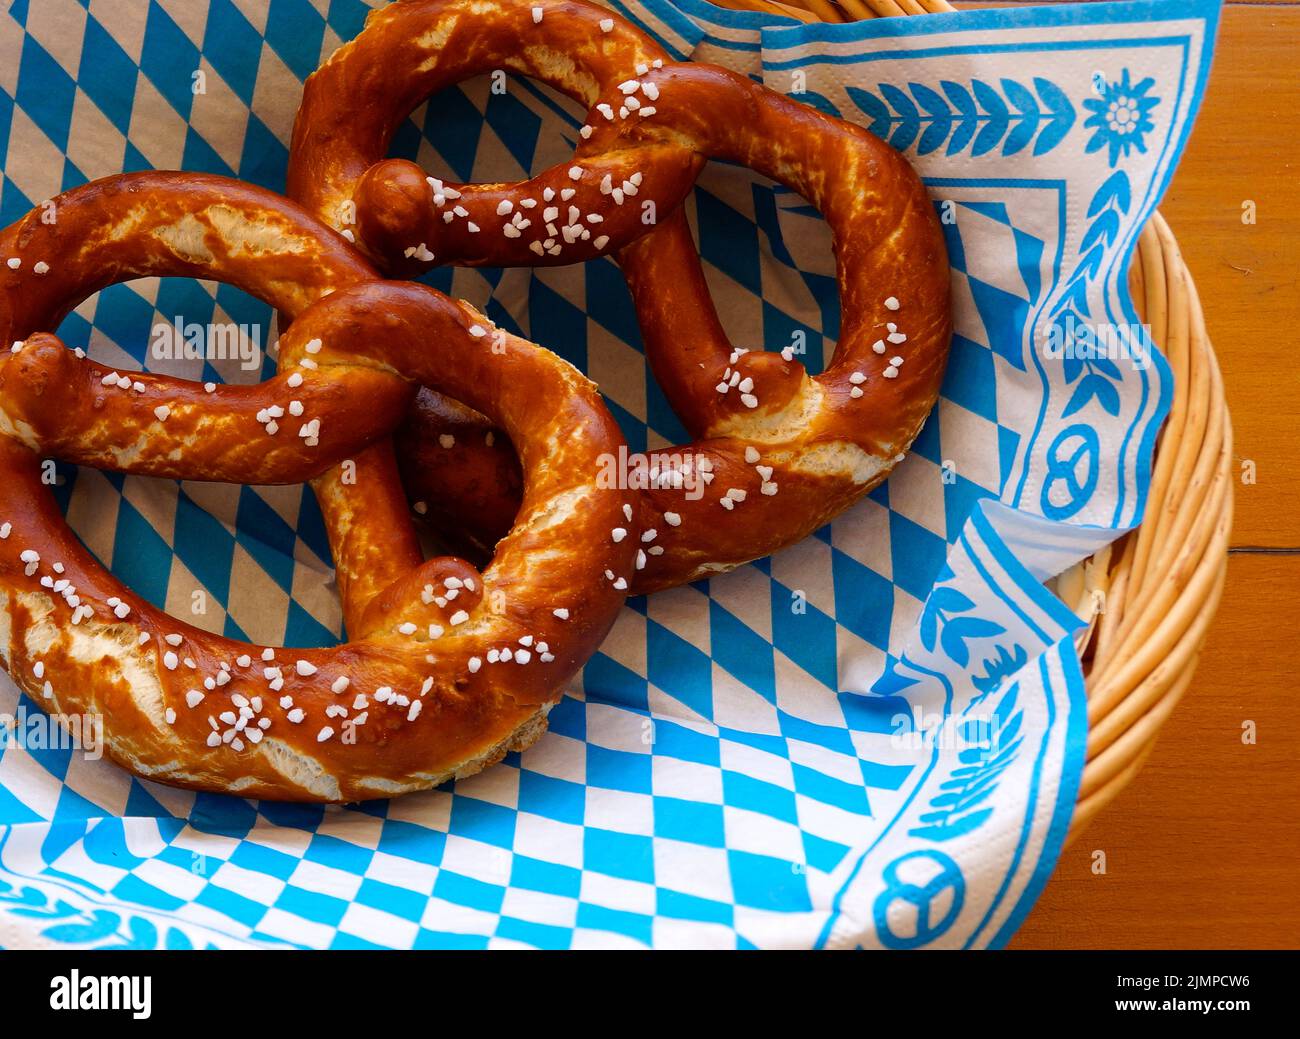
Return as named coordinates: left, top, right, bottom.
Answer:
left=0, top=0, right=1218, bottom=949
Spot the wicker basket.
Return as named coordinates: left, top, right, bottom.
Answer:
left=714, top=0, right=1233, bottom=844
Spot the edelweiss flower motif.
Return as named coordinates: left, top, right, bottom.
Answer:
left=1083, top=69, right=1160, bottom=167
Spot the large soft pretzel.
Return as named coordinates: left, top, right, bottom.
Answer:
left=0, top=172, right=636, bottom=801
left=289, top=0, right=951, bottom=591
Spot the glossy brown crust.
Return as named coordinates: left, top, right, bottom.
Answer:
left=396, top=388, right=523, bottom=562
left=288, top=0, right=685, bottom=272
left=0, top=172, right=636, bottom=801
left=288, top=0, right=951, bottom=592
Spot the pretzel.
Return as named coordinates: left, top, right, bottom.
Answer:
left=288, top=0, right=951, bottom=592
left=0, top=172, right=637, bottom=801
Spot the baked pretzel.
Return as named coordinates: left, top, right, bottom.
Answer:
left=288, top=0, right=951, bottom=592
left=0, top=172, right=636, bottom=801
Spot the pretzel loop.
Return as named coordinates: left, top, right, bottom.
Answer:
left=289, top=0, right=952, bottom=593
left=290, top=0, right=687, bottom=272
left=0, top=173, right=636, bottom=801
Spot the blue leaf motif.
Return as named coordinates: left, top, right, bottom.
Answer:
left=971, top=643, right=1029, bottom=700
left=971, top=80, right=1008, bottom=121
left=797, top=91, right=843, bottom=119
left=128, top=915, right=159, bottom=949
left=872, top=660, right=922, bottom=696
left=877, top=82, right=920, bottom=152
left=1080, top=207, right=1122, bottom=252
left=920, top=586, right=978, bottom=654
left=1032, top=77, right=1076, bottom=155
left=911, top=807, right=994, bottom=841
left=1062, top=346, right=1085, bottom=385
left=941, top=80, right=977, bottom=119
left=1052, top=272, right=1091, bottom=319
left=910, top=82, right=951, bottom=119
left=1088, top=170, right=1132, bottom=217
left=43, top=909, right=122, bottom=944
left=998, top=708, right=1023, bottom=750
left=1003, top=114, right=1039, bottom=156
left=1063, top=373, right=1121, bottom=417
left=1001, top=77, right=1038, bottom=117
left=100, top=915, right=160, bottom=951
left=970, top=80, right=1008, bottom=157
left=846, top=86, right=891, bottom=138
left=942, top=755, right=1017, bottom=812
left=999, top=78, right=1040, bottom=156
left=940, top=747, right=1015, bottom=791
left=1090, top=355, right=1124, bottom=381
left=906, top=82, right=952, bottom=154
left=933, top=587, right=976, bottom=614
left=1076, top=244, right=1106, bottom=279
left=918, top=119, right=950, bottom=156
left=939, top=616, right=1006, bottom=668
left=971, top=121, right=1003, bottom=158
left=9, top=900, right=78, bottom=920
left=0, top=881, right=73, bottom=920
left=909, top=685, right=1024, bottom=843
left=940, top=80, right=978, bottom=155
left=166, top=926, right=195, bottom=950
left=928, top=772, right=1002, bottom=814
left=1068, top=278, right=1092, bottom=318
left=1, top=885, right=48, bottom=909
left=1046, top=170, right=1134, bottom=397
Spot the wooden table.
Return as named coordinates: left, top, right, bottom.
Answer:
left=1003, top=0, right=1300, bottom=949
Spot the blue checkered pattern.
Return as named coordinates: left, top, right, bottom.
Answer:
left=0, top=0, right=1218, bottom=949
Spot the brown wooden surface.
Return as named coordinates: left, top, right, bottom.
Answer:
left=1005, top=1, right=1300, bottom=949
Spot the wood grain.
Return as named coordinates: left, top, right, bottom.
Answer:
left=1143, top=3, right=1300, bottom=548
left=1012, top=553, right=1300, bottom=948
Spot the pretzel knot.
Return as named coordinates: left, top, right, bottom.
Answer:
left=0, top=172, right=636, bottom=802
left=289, top=0, right=952, bottom=591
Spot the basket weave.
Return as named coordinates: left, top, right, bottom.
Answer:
left=713, top=0, right=1233, bottom=843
